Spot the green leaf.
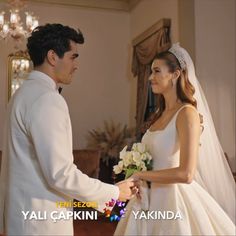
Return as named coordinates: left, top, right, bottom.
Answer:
left=125, top=168, right=138, bottom=179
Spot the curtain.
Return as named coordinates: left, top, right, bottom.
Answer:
left=132, top=21, right=171, bottom=138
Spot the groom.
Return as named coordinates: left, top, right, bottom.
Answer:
left=0, top=24, right=137, bottom=235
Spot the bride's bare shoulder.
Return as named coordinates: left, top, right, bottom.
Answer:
left=176, top=105, right=200, bottom=130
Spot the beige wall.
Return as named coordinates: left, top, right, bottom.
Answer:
left=130, top=0, right=179, bottom=41
left=194, top=0, right=236, bottom=170
left=0, top=2, right=130, bottom=149
left=178, top=0, right=195, bottom=61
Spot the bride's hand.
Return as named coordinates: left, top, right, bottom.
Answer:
left=130, top=172, right=141, bottom=181
left=128, top=174, right=142, bottom=200
left=116, top=178, right=141, bottom=201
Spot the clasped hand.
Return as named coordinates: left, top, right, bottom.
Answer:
left=116, top=178, right=140, bottom=202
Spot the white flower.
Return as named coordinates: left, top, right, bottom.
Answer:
left=119, top=146, right=128, bottom=159
left=135, top=160, right=142, bottom=167
left=141, top=165, right=147, bottom=171
left=118, top=160, right=124, bottom=169
left=113, top=164, right=123, bottom=174
left=141, top=153, right=147, bottom=161
left=132, top=151, right=142, bottom=163
left=131, top=143, right=138, bottom=151
left=146, top=153, right=152, bottom=161
left=123, top=152, right=133, bottom=167
left=132, top=143, right=146, bottom=153
left=140, top=161, right=147, bottom=171
left=133, top=153, right=143, bottom=167
left=138, top=143, right=146, bottom=153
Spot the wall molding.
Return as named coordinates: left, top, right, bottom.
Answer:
left=0, top=0, right=140, bottom=11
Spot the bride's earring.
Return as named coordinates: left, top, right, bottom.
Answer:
left=172, top=79, right=177, bottom=87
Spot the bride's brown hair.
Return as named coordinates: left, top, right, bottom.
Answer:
left=150, top=51, right=202, bottom=126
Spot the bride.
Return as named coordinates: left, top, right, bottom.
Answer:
left=114, top=43, right=235, bottom=235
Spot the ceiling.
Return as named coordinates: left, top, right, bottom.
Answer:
left=0, top=0, right=141, bottom=12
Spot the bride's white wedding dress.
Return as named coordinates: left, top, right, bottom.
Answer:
left=114, top=105, right=235, bottom=236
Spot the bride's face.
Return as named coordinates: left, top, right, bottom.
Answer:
left=149, top=59, right=173, bottom=94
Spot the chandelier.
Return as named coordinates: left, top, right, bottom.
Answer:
left=0, top=0, right=39, bottom=41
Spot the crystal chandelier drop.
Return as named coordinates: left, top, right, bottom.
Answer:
left=0, top=0, right=39, bottom=41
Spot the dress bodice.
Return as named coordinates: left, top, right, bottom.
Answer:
left=142, top=105, right=190, bottom=170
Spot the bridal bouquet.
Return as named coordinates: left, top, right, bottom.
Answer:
left=113, top=143, right=152, bottom=179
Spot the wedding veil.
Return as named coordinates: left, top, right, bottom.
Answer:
left=169, top=43, right=235, bottom=223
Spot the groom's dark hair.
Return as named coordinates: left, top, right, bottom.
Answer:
left=27, top=23, right=84, bottom=66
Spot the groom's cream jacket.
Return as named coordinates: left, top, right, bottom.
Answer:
left=0, top=71, right=119, bottom=235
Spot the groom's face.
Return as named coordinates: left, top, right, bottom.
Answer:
left=150, top=59, right=173, bottom=94
left=54, top=40, right=79, bottom=84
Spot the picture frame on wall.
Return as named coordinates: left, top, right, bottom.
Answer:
left=7, top=50, right=33, bottom=101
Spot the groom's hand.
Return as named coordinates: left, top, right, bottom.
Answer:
left=116, top=179, right=140, bottom=202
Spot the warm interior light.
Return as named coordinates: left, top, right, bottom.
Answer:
left=0, top=0, right=39, bottom=42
